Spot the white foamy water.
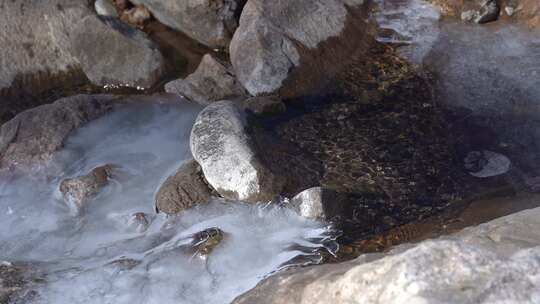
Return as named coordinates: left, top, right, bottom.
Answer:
left=0, top=101, right=336, bottom=303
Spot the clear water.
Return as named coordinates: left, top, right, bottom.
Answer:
left=0, top=101, right=336, bottom=303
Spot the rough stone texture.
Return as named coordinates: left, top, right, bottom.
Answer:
left=0, top=94, right=118, bottom=172
left=229, top=0, right=373, bottom=97
left=0, top=0, right=87, bottom=91
left=241, top=96, right=286, bottom=116
left=59, top=165, right=114, bottom=213
left=234, top=206, right=540, bottom=304
left=0, top=262, right=42, bottom=304
left=0, top=0, right=165, bottom=92
left=155, top=159, right=214, bottom=214
left=71, top=16, right=164, bottom=88
left=165, top=54, right=246, bottom=106
left=130, top=0, right=245, bottom=48
left=190, top=101, right=283, bottom=202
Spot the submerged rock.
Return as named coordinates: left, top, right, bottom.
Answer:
left=464, top=150, right=511, bottom=178
left=155, top=159, right=214, bottom=214
left=289, top=187, right=353, bottom=221
left=0, top=95, right=118, bottom=172
left=0, top=262, right=42, bottom=303
left=59, top=165, right=115, bottom=213
left=127, top=212, right=152, bottom=233
left=165, top=54, right=246, bottom=106
left=234, top=206, right=540, bottom=304
left=230, top=0, right=373, bottom=97
left=71, top=16, right=164, bottom=88
left=190, top=101, right=283, bottom=203
left=130, top=0, right=245, bottom=48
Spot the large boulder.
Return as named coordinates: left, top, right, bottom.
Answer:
left=130, top=0, right=246, bottom=48
left=190, top=101, right=283, bottom=202
left=165, top=54, right=246, bottom=106
left=70, top=15, right=164, bottom=88
left=229, top=0, right=374, bottom=97
left=234, top=206, right=540, bottom=304
left=0, top=0, right=165, bottom=122
left=0, top=94, right=119, bottom=172
left=155, top=159, right=214, bottom=214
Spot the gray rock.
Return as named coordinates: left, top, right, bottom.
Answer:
left=234, top=206, right=540, bottom=304
left=71, top=16, right=164, bottom=88
left=0, top=95, right=118, bottom=172
left=165, top=54, right=246, bottom=106
left=0, top=0, right=87, bottom=91
left=190, top=101, right=283, bottom=202
left=95, top=0, right=119, bottom=17
left=229, top=0, right=372, bottom=97
left=155, top=159, right=214, bottom=214
left=241, top=96, right=286, bottom=116
left=59, top=165, right=114, bottom=213
left=289, top=187, right=352, bottom=221
left=130, top=0, right=245, bottom=48
left=0, top=0, right=165, bottom=94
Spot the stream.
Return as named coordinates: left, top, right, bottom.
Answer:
left=0, top=102, right=336, bottom=304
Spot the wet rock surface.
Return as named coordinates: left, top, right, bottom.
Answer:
left=0, top=262, right=43, bottom=304
left=155, top=159, right=214, bottom=214
left=165, top=54, right=246, bottom=106
left=190, top=101, right=284, bottom=203
left=59, top=165, right=114, bottom=213
left=234, top=206, right=540, bottom=304
left=130, top=0, right=245, bottom=48
left=230, top=0, right=374, bottom=97
left=0, top=95, right=119, bottom=172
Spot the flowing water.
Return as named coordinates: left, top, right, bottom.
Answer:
left=0, top=101, right=336, bottom=303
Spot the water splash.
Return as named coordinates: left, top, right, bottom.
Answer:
left=0, top=101, right=337, bottom=304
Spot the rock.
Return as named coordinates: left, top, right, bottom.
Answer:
left=165, top=54, right=246, bottom=106
left=130, top=0, right=245, bottom=48
left=155, top=160, right=214, bottom=214
left=0, top=0, right=165, bottom=94
left=190, top=101, right=283, bottom=202
left=0, top=262, right=42, bottom=303
left=229, top=0, right=373, bottom=97
left=127, top=212, right=152, bottom=232
left=0, top=0, right=87, bottom=92
left=474, top=0, right=500, bottom=24
left=234, top=206, right=540, bottom=304
left=241, top=96, right=286, bottom=116
left=464, top=150, right=511, bottom=178
left=59, top=165, right=114, bottom=213
left=289, top=187, right=352, bottom=221
left=0, top=94, right=119, bottom=172
left=120, top=5, right=152, bottom=28
left=71, top=16, right=164, bottom=88
left=95, top=0, right=119, bottom=17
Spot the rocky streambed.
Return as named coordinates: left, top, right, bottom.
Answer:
left=1, top=0, right=540, bottom=303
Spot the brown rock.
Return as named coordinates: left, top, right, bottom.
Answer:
left=59, top=165, right=115, bottom=213
left=155, top=159, right=214, bottom=214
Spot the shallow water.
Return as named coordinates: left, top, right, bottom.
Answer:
left=0, top=101, right=335, bottom=303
